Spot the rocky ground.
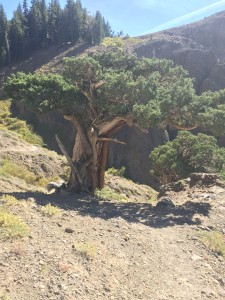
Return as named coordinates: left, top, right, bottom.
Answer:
left=0, top=130, right=225, bottom=300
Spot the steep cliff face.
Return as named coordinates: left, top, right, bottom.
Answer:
left=11, top=102, right=76, bottom=154
left=133, top=11, right=225, bottom=93
left=5, top=10, right=225, bottom=187
left=107, top=126, right=168, bottom=187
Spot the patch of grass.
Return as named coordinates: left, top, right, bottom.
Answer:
left=35, top=177, right=50, bottom=187
left=96, top=186, right=128, bottom=202
left=101, top=36, right=142, bottom=50
left=219, top=171, right=225, bottom=181
left=0, top=100, right=44, bottom=146
left=107, top=166, right=126, bottom=177
left=0, top=158, right=36, bottom=184
left=101, top=37, right=125, bottom=49
left=0, top=158, right=57, bottom=187
left=0, top=292, right=10, bottom=300
left=200, top=231, right=225, bottom=259
left=0, top=195, right=21, bottom=207
left=148, top=193, right=158, bottom=203
left=124, top=36, right=142, bottom=45
left=41, top=203, right=61, bottom=216
left=0, top=208, right=30, bottom=240
left=60, top=164, right=71, bottom=182
left=73, top=242, right=96, bottom=258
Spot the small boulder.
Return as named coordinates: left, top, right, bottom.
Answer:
left=65, top=227, right=74, bottom=233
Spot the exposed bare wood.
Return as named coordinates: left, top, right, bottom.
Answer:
left=55, top=134, right=83, bottom=188
left=98, top=115, right=133, bottom=136
left=99, top=142, right=109, bottom=189
left=93, top=80, right=106, bottom=90
left=91, top=113, right=103, bottom=126
left=63, top=115, right=93, bottom=157
left=79, top=87, right=92, bottom=103
left=97, top=138, right=126, bottom=145
left=169, top=123, right=199, bottom=131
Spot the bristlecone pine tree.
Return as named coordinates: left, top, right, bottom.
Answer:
left=4, top=50, right=225, bottom=193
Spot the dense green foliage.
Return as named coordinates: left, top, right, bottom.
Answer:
left=150, top=131, right=225, bottom=184
left=5, top=51, right=225, bottom=134
left=0, top=0, right=112, bottom=67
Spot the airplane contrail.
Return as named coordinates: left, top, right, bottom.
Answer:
left=143, top=0, right=225, bottom=34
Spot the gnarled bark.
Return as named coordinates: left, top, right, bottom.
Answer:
left=60, top=115, right=134, bottom=193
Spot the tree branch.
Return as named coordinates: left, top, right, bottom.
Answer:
left=55, top=134, right=83, bottom=188
left=169, top=123, right=199, bottom=131
left=98, top=115, right=133, bottom=136
left=97, top=138, right=126, bottom=145
left=93, top=80, right=106, bottom=90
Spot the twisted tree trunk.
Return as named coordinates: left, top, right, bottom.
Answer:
left=59, top=115, right=133, bottom=193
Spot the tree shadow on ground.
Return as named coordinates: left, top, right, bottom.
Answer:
left=0, top=191, right=211, bottom=228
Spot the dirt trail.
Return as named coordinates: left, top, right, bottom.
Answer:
left=0, top=186, right=225, bottom=300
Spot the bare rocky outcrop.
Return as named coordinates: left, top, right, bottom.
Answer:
left=133, top=11, right=225, bottom=93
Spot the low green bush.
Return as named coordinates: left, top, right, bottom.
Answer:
left=107, top=166, right=126, bottom=177
left=0, top=208, right=30, bottom=240
left=150, top=131, right=225, bottom=184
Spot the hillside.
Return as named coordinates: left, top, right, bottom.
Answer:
left=1, top=120, right=225, bottom=299
left=2, top=10, right=225, bottom=187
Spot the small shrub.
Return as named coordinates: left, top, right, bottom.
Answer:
left=150, top=131, right=225, bottom=184
left=60, top=164, right=71, bottom=182
left=73, top=242, right=96, bottom=258
left=0, top=292, right=10, bottom=300
left=0, top=195, right=20, bottom=207
left=41, top=203, right=61, bottom=216
left=96, top=187, right=128, bottom=202
left=107, top=166, right=126, bottom=177
left=36, top=177, right=49, bottom=187
left=101, top=37, right=125, bottom=50
left=0, top=208, right=30, bottom=240
left=148, top=194, right=158, bottom=203
left=200, top=231, right=225, bottom=259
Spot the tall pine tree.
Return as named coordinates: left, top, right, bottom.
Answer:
left=0, top=0, right=113, bottom=66
left=93, top=11, right=104, bottom=44
left=48, top=0, right=62, bottom=44
left=9, top=4, right=26, bottom=61
left=0, top=4, right=9, bottom=66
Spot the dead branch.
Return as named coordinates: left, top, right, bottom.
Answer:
left=97, top=138, right=126, bottom=145
left=98, top=115, right=133, bottom=136
left=93, top=80, right=106, bottom=90
left=169, top=123, right=199, bottom=131
left=55, top=134, right=83, bottom=188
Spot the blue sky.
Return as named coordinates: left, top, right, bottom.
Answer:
left=2, top=0, right=225, bottom=36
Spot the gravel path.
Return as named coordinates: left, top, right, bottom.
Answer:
left=0, top=186, right=225, bottom=300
